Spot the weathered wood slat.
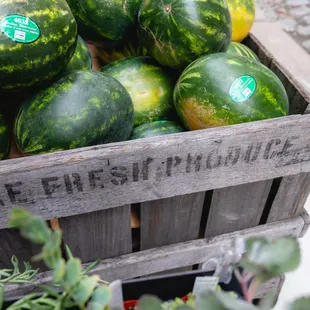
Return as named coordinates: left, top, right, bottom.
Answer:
left=267, top=173, right=310, bottom=223
left=59, top=206, right=132, bottom=263
left=5, top=211, right=307, bottom=297
left=1, top=115, right=310, bottom=228
left=140, top=193, right=205, bottom=249
left=0, top=229, right=46, bottom=270
left=204, top=180, right=273, bottom=237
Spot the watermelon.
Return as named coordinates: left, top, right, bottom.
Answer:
left=0, top=111, right=10, bottom=159
left=97, top=35, right=147, bottom=65
left=138, top=0, right=232, bottom=71
left=227, top=42, right=259, bottom=62
left=14, top=71, right=134, bottom=155
left=131, top=121, right=183, bottom=140
left=63, top=36, right=92, bottom=73
left=174, top=53, right=289, bottom=130
left=226, top=0, right=255, bottom=42
left=0, top=0, right=77, bottom=92
left=66, top=0, right=141, bottom=46
left=101, top=56, right=176, bottom=127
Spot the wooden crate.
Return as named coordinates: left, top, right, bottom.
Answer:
left=1, top=26, right=310, bottom=300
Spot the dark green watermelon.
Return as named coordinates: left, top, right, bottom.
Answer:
left=0, top=111, right=10, bottom=159
left=227, top=42, right=259, bottom=61
left=0, top=0, right=77, bottom=92
left=131, top=121, right=183, bottom=140
left=14, top=71, right=134, bottom=155
left=66, top=0, right=141, bottom=46
left=101, top=56, right=176, bottom=127
left=97, top=34, right=147, bottom=64
left=138, top=0, right=232, bottom=70
left=63, top=36, right=92, bottom=73
left=174, top=53, right=289, bottom=130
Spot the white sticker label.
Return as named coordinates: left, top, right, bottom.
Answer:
left=193, top=276, right=219, bottom=304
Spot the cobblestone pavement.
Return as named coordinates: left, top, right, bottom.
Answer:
left=256, top=0, right=310, bottom=53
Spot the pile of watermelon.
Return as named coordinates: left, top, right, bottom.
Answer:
left=0, top=0, right=289, bottom=159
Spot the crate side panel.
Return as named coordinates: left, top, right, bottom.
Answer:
left=0, top=115, right=310, bottom=227
left=140, top=192, right=205, bottom=250
left=204, top=180, right=273, bottom=237
left=58, top=205, right=132, bottom=263
left=268, top=173, right=310, bottom=222
left=0, top=229, right=46, bottom=270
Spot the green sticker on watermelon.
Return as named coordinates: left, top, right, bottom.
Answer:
left=1, top=15, right=40, bottom=43
left=229, top=75, right=256, bottom=103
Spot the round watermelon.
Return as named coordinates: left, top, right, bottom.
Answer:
left=131, top=121, right=183, bottom=140
left=226, top=0, right=255, bottom=42
left=63, top=36, right=92, bottom=73
left=101, top=56, right=176, bottom=127
left=138, top=0, right=232, bottom=71
left=97, top=35, right=147, bottom=65
left=14, top=71, right=134, bottom=155
left=174, top=53, right=289, bottom=130
left=0, top=0, right=77, bottom=92
left=66, top=0, right=141, bottom=46
left=227, top=42, right=259, bottom=62
left=0, top=111, right=10, bottom=160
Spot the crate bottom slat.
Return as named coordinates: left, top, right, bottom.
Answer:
left=4, top=210, right=308, bottom=299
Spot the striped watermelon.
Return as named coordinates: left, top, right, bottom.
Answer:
left=174, top=53, right=289, bottom=130
left=131, top=121, right=183, bottom=140
left=227, top=42, right=259, bottom=61
left=0, top=0, right=77, bottom=92
left=15, top=71, right=134, bottom=155
left=66, top=0, right=141, bottom=46
left=226, top=0, right=255, bottom=42
left=0, top=110, right=10, bottom=159
left=101, top=56, right=176, bottom=127
left=63, top=36, right=92, bottom=73
left=138, top=0, right=232, bottom=70
left=97, top=35, right=147, bottom=65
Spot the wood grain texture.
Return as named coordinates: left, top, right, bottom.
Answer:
left=205, top=180, right=273, bottom=237
left=267, top=173, right=310, bottom=223
left=1, top=114, right=310, bottom=228
left=59, top=206, right=132, bottom=263
left=140, top=193, right=205, bottom=249
left=0, top=229, right=46, bottom=270
left=5, top=211, right=307, bottom=297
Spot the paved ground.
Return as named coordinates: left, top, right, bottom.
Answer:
left=257, top=0, right=310, bottom=53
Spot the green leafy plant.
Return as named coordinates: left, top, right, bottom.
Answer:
left=1, top=209, right=112, bottom=310
left=0, top=208, right=309, bottom=310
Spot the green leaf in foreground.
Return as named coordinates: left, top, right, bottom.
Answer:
left=137, top=296, right=162, bottom=310
left=288, top=297, right=310, bottom=310
left=240, top=237, right=300, bottom=282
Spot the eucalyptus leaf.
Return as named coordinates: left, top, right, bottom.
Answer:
left=241, top=237, right=300, bottom=282
left=288, top=297, right=310, bottom=310
left=20, top=217, right=51, bottom=245
left=137, top=295, right=162, bottom=310
left=8, top=208, right=31, bottom=229
left=72, top=275, right=100, bottom=307
left=53, top=258, right=66, bottom=283
left=62, top=258, right=83, bottom=291
left=91, top=285, right=112, bottom=308
left=196, top=292, right=226, bottom=310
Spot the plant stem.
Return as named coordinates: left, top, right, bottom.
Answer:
left=247, top=279, right=260, bottom=303
left=234, top=269, right=251, bottom=303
